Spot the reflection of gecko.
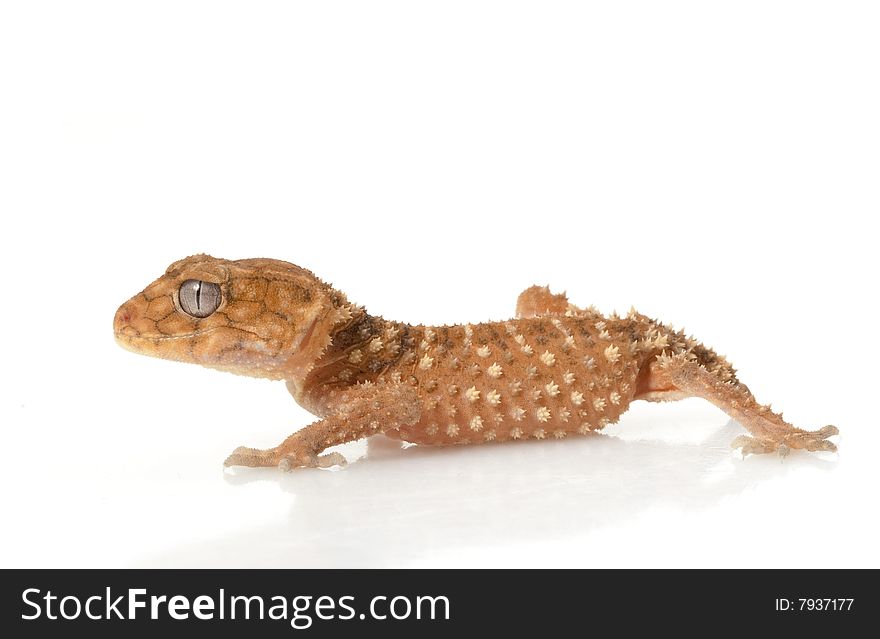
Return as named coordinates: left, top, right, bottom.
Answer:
left=114, top=254, right=838, bottom=470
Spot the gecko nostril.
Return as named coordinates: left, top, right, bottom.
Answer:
left=114, top=304, right=136, bottom=333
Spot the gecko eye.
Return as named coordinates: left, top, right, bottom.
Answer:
left=178, top=280, right=222, bottom=318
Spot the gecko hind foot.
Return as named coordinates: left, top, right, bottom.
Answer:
left=731, top=425, right=838, bottom=458
left=730, top=435, right=778, bottom=456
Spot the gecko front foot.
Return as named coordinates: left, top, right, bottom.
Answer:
left=278, top=451, right=348, bottom=471
left=731, top=425, right=838, bottom=458
left=223, top=445, right=275, bottom=468
left=223, top=445, right=348, bottom=470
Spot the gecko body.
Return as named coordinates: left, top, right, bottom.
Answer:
left=114, top=255, right=838, bottom=469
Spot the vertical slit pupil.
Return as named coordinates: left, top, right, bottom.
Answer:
left=180, top=279, right=219, bottom=317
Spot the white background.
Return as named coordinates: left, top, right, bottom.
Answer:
left=1, top=1, right=877, bottom=568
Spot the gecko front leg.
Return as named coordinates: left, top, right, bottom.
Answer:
left=224, top=382, right=422, bottom=470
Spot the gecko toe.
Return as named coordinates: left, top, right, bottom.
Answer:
left=818, top=425, right=839, bottom=438
left=316, top=452, right=347, bottom=468
left=223, top=449, right=246, bottom=467
left=730, top=435, right=777, bottom=457
left=805, top=438, right=837, bottom=453
left=277, top=450, right=347, bottom=471
left=224, top=445, right=277, bottom=468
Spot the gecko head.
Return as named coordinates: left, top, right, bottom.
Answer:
left=114, top=254, right=340, bottom=379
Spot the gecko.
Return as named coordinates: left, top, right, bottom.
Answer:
left=113, top=254, right=838, bottom=470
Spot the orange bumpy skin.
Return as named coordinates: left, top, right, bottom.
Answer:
left=114, top=255, right=839, bottom=470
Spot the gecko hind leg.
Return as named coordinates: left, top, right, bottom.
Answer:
left=641, top=352, right=838, bottom=456
left=516, top=285, right=576, bottom=318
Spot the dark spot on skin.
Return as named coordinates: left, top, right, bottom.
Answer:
left=334, top=314, right=377, bottom=350
left=627, top=330, right=645, bottom=348
left=691, top=343, right=719, bottom=367
left=396, top=324, right=411, bottom=346
left=328, top=290, right=347, bottom=307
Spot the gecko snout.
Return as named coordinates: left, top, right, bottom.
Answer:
left=113, top=302, right=137, bottom=336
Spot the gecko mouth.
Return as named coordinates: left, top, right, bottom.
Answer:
left=115, top=326, right=221, bottom=339
left=113, top=326, right=223, bottom=348
left=115, top=325, right=263, bottom=347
